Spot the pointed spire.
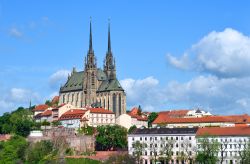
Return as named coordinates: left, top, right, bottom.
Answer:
left=89, top=17, right=93, bottom=53
left=107, top=18, right=111, bottom=54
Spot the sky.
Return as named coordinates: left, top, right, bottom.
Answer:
left=1, top=0, right=250, bottom=115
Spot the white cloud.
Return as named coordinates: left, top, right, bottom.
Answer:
left=9, top=27, right=23, bottom=38
left=0, top=87, right=41, bottom=114
left=121, top=75, right=250, bottom=114
left=121, top=76, right=168, bottom=112
left=8, top=88, right=39, bottom=103
left=167, top=28, right=250, bottom=78
left=166, top=53, right=191, bottom=70
left=49, top=69, right=70, bottom=89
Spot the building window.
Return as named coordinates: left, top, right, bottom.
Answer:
left=189, top=136, right=192, bottom=140
left=176, top=137, right=178, bottom=140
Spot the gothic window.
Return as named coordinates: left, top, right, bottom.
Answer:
left=62, top=95, right=65, bottom=103
left=72, top=93, right=74, bottom=102
left=76, top=93, right=79, bottom=102
left=113, top=94, right=117, bottom=114
left=91, top=73, right=95, bottom=87
left=119, top=94, right=122, bottom=115
left=103, top=99, right=106, bottom=109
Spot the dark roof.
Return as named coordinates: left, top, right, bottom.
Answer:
left=129, top=127, right=198, bottom=135
left=97, top=78, right=124, bottom=92
left=60, top=69, right=107, bottom=93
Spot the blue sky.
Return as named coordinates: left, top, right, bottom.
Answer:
left=1, top=0, right=250, bottom=115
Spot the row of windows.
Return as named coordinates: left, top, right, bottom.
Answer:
left=133, top=136, right=193, bottom=141
left=132, top=143, right=192, bottom=149
left=133, top=150, right=193, bottom=156
left=198, top=143, right=247, bottom=149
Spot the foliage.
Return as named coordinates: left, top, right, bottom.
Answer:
left=95, top=125, right=127, bottom=151
left=25, top=140, right=55, bottom=163
left=148, top=112, right=158, bottom=127
left=196, top=135, right=220, bottom=164
left=45, top=100, right=52, bottom=106
left=78, top=126, right=95, bottom=135
left=103, top=154, right=136, bottom=164
left=52, top=120, right=62, bottom=127
left=128, top=125, right=137, bottom=134
left=0, top=135, right=28, bottom=164
left=0, top=107, right=35, bottom=137
left=133, top=140, right=146, bottom=164
left=66, top=158, right=100, bottom=164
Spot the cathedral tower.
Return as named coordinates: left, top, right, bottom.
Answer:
left=82, top=19, right=98, bottom=107
left=104, top=20, right=116, bottom=80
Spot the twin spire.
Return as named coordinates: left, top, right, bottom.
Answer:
left=88, top=18, right=112, bottom=55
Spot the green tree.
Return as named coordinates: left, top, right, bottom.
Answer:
left=0, top=135, right=28, bottom=163
left=25, top=140, right=54, bottom=163
left=128, top=125, right=137, bottom=134
left=15, top=119, right=33, bottom=137
left=103, top=154, right=136, bottom=164
left=196, top=135, right=220, bottom=164
left=95, top=125, right=127, bottom=151
left=148, top=112, right=158, bottom=127
left=45, top=100, right=52, bottom=106
left=133, top=140, right=146, bottom=164
left=52, top=120, right=62, bottom=127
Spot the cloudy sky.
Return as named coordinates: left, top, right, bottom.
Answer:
left=1, top=0, right=250, bottom=115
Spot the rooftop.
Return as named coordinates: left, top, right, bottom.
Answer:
left=196, top=127, right=250, bottom=137
left=129, top=127, right=198, bottom=135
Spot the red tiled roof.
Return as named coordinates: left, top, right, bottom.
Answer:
left=41, top=110, right=52, bottom=117
left=196, top=127, right=250, bottom=136
left=153, top=116, right=230, bottom=124
left=52, top=96, right=59, bottom=103
left=59, top=109, right=86, bottom=120
left=88, top=108, right=114, bottom=114
left=33, top=104, right=49, bottom=111
left=153, top=110, right=189, bottom=124
left=130, top=107, right=139, bottom=115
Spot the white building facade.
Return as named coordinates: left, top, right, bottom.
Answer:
left=128, top=127, right=198, bottom=164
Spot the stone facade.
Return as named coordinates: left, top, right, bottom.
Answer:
left=59, top=20, right=126, bottom=117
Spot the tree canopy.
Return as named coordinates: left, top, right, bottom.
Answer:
left=148, top=112, right=158, bottom=127
left=95, top=125, right=127, bottom=151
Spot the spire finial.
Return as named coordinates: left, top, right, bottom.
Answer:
left=89, top=17, right=93, bottom=53
left=108, top=18, right=111, bottom=54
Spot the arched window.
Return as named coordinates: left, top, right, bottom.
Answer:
left=103, top=99, right=106, bottom=109
left=91, top=73, right=95, bottom=87
left=63, top=95, right=65, bottom=103
left=119, top=94, right=122, bottom=115
left=113, top=94, right=117, bottom=115
left=72, top=93, right=74, bottom=102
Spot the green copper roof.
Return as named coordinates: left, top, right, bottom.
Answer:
left=97, top=78, right=124, bottom=92
left=60, top=71, right=84, bottom=92
left=60, top=69, right=108, bottom=93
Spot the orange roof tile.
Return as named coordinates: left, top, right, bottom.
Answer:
left=52, top=96, right=59, bottom=103
left=130, top=107, right=139, bottom=115
left=153, top=116, right=230, bottom=124
left=196, top=127, right=250, bottom=136
left=153, top=110, right=189, bottom=124
left=59, top=109, right=86, bottom=120
left=33, top=104, right=49, bottom=111
left=88, top=108, right=114, bottom=114
left=41, top=110, right=52, bottom=117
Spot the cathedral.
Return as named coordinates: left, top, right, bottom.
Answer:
left=58, top=20, right=126, bottom=117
